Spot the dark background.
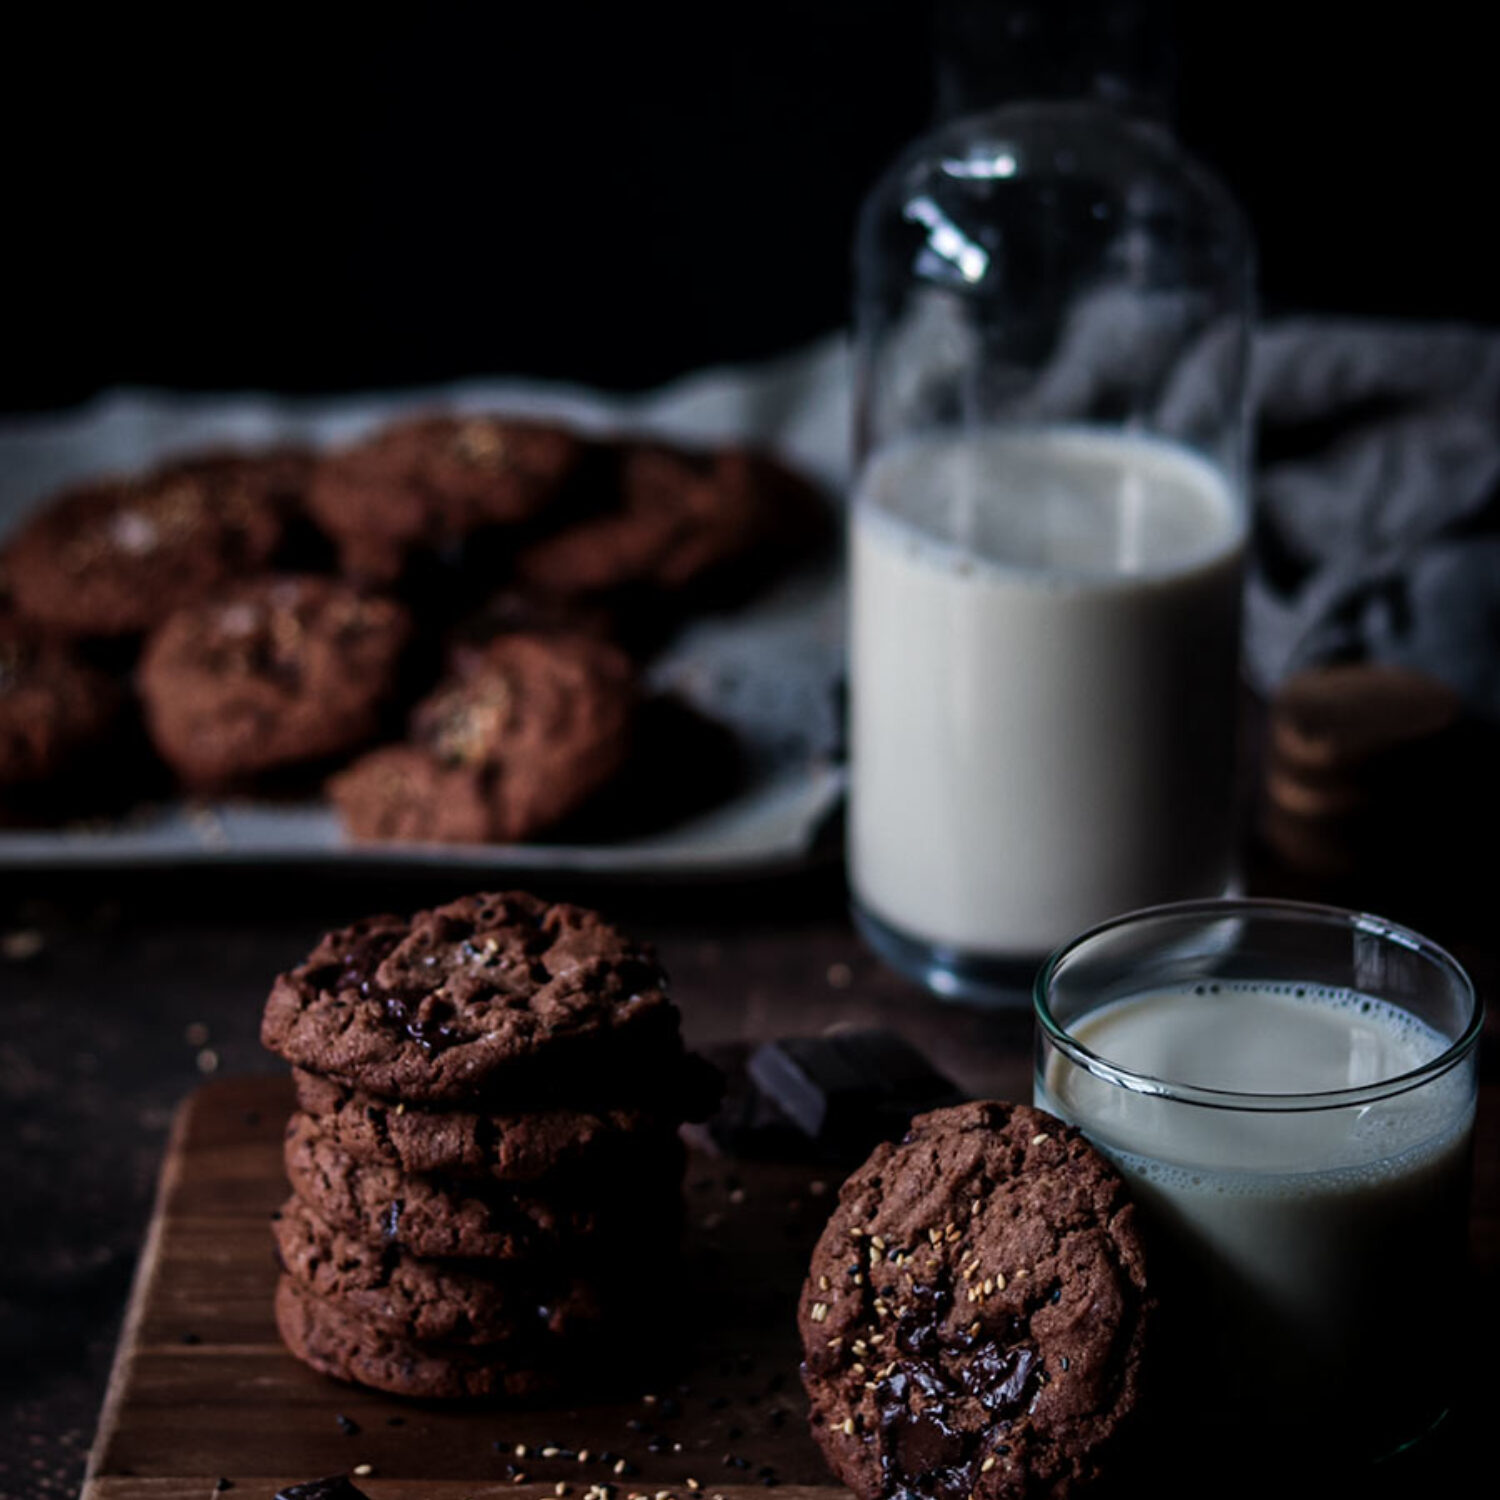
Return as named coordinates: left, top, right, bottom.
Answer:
left=4, top=1, right=1494, bottom=414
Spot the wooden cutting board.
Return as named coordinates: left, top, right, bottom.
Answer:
left=83, top=1075, right=847, bottom=1500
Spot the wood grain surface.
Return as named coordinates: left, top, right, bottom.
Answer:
left=83, top=1075, right=846, bottom=1500
left=83, top=1055, right=1500, bottom=1500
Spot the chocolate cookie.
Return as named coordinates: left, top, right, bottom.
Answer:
left=3, top=449, right=305, bottom=637
left=291, top=1067, right=693, bottom=1183
left=513, top=444, right=823, bottom=599
left=274, top=1274, right=566, bottom=1400
left=0, top=617, right=122, bottom=790
left=135, top=575, right=412, bottom=788
left=272, top=1193, right=609, bottom=1345
left=799, top=1101, right=1151, bottom=1500
left=328, top=632, right=635, bottom=844
left=1268, top=663, right=1463, bottom=774
left=283, top=1111, right=683, bottom=1261
left=260, top=892, right=679, bottom=1103
left=308, top=414, right=582, bottom=584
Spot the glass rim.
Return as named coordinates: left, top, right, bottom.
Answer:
left=1033, top=897, right=1483, bottom=1113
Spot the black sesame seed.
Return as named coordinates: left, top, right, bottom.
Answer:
left=336, top=1414, right=360, bottom=1436
left=648, top=1439, right=669, bottom=1454
left=214, top=1482, right=233, bottom=1493
left=387, top=1416, right=405, bottom=1427
left=659, top=1397, right=681, bottom=1419
left=727, top=1426, right=743, bottom=1441
left=180, top=1332, right=201, bottom=1345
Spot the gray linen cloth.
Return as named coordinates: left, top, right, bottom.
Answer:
left=1246, top=320, right=1500, bottom=719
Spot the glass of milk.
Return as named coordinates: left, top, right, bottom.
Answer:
left=1035, top=898, right=1482, bottom=1465
left=848, top=101, right=1253, bottom=1002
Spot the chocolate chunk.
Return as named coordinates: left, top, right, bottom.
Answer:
left=275, top=1479, right=371, bottom=1500
left=747, top=1030, right=965, bottom=1154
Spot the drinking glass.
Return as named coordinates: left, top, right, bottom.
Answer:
left=1034, top=897, right=1482, bottom=1463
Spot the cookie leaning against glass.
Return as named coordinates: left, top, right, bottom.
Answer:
left=260, top=889, right=718, bottom=1400
left=798, top=1101, right=1153, bottom=1500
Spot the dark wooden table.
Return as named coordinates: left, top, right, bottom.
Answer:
left=2, top=850, right=1496, bottom=1498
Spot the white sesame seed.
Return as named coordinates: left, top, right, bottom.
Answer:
left=352, top=1466, right=373, bottom=1478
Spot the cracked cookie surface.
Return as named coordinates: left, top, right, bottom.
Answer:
left=282, top=1109, right=683, bottom=1261
left=291, top=1065, right=701, bottom=1182
left=260, top=890, right=680, bottom=1103
left=274, top=1274, right=568, bottom=1400
left=5, top=450, right=305, bottom=636
left=272, top=1193, right=611, bottom=1345
left=798, top=1101, right=1151, bottom=1500
left=136, top=574, right=411, bottom=787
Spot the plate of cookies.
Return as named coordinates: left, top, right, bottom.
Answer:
left=0, top=339, right=851, bottom=871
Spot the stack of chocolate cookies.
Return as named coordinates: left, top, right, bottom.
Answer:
left=1258, top=662, right=1482, bottom=881
left=261, top=890, right=717, bottom=1399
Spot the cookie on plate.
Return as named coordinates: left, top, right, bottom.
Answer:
left=135, top=575, right=411, bottom=788
left=291, top=1066, right=694, bottom=1183
left=3, top=450, right=307, bottom=637
left=328, top=632, right=635, bottom=845
left=272, top=1193, right=609, bottom=1345
left=308, top=414, right=583, bottom=584
left=282, top=1110, right=683, bottom=1261
left=0, top=617, right=122, bottom=792
left=273, top=1274, right=567, bottom=1401
left=799, top=1101, right=1151, bottom=1500
left=512, top=443, right=824, bottom=599
left=260, top=891, right=679, bottom=1104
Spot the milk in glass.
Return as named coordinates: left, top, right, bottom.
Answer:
left=849, top=427, right=1246, bottom=961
